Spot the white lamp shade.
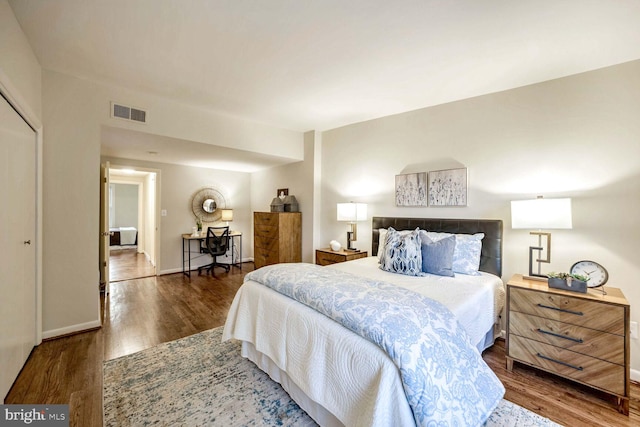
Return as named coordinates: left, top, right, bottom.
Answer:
left=337, top=203, right=367, bottom=222
left=511, top=198, right=572, bottom=229
left=221, top=209, right=233, bottom=222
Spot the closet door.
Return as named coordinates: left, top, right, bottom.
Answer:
left=0, top=94, right=36, bottom=400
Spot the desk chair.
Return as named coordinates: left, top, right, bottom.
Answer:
left=198, top=226, right=230, bottom=276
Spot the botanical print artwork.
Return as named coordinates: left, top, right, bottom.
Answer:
left=395, top=172, right=427, bottom=207
left=428, top=168, right=467, bottom=206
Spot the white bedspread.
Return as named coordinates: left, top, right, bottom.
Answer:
left=118, top=226, right=137, bottom=245
left=328, top=256, right=505, bottom=349
left=223, top=258, right=505, bottom=427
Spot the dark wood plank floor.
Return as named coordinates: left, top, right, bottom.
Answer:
left=109, top=247, right=156, bottom=282
left=5, top=263, right=639, bottom=426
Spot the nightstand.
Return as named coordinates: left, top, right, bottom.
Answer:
left=315, top=248, right=368, bottom=266
left=506, top=274, right=630, bottom=415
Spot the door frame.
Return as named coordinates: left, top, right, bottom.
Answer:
left=105, top=164, right=161, bottom=275
left=0, top=70, right=44, bottom=345
left=99, top=161, right=111, bottom=291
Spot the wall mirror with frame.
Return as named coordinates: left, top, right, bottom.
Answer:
left=191, top=187, right=226, bottom=222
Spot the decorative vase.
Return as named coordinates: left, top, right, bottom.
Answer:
left=330, top=240, right=341, bottom=251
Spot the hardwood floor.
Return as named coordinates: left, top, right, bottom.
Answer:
left=109, top=246, right=156, bottom=282
left=5, top=264, right=639, bottom=426
left=484, top=341, right=639, bottom=426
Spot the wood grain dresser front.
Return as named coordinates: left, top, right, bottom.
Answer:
left=506, top=274, right=630, bottom=415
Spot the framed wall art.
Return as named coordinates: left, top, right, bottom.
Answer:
left=395, top=172, right=427, bottom=207
left=277, top=188, right=289, bottom=199
left=428, top=168, right=467, bottom=207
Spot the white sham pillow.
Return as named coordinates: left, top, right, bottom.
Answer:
left=421, top=231, right=484, bottom=276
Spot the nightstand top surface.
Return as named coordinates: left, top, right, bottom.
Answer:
left=316, top=248, right=367, bottom=256
left=508, top=274, right=628, bottom=306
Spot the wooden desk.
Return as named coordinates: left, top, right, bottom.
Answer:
left=181, top=231, right=242, bottom=277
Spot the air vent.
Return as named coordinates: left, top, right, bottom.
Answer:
left=111, top=102, right=147, bottom=124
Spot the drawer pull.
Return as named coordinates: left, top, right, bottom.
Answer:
left=537, top=303, right=583, bottom=316
left=537, top=328, right=583, bottom=343
left=537, top=353, right=583, bottom=371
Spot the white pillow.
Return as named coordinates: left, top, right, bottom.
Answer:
left=421, top=231, right=484, bottom=276
left=377, top=228, right=388, bottom=261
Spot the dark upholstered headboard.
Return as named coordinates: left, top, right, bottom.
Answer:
left=371, top=217, right=503, bottom=277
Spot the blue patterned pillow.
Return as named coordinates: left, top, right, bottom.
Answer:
left=422, top=231, right=484, bottom=276
left=377, top=228, right=412, bottom=261
left=421, top=235, right=456, bottom=277
left=380, top=227, right=423, bottom=276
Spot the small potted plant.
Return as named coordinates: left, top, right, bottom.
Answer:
left=196, top=217, right=203, bottom=233
left=547, top=272, right=589, bottom=293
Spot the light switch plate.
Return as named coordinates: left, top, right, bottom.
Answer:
left=631, top=321, right=638, bottom=340
left=161, top=209, right=167, bottom=217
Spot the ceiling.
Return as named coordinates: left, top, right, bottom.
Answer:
left=10, top=0, right=640, bottom=171
left=101, top=126, right=298, bottom=173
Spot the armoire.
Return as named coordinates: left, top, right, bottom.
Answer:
left=253, top=212, right=302, bottom=269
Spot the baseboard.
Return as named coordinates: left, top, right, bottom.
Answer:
left=143, top=251, right=156, bottom=267
left=159, top=267, right=185, bottom=275
left=159, top=258, right=252, bottom=276
left=42, top=319, right=102, bottom=340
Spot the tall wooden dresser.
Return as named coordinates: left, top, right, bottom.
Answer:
left=253, top=212, right=302, bottom=269
left=506, top=274, right=630, bottom=414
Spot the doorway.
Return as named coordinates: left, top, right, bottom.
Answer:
left=108, top=167, right=158, bottom=282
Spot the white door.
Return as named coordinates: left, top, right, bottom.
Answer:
left=99, top=162, right=110, bottom=293
left=0, top=94, right=37, bottom=400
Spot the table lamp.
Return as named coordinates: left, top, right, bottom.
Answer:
left=221, top=209, right=233, bottom=231
left=511, top=196, right=572, bottom=280
left=337, top=202, right=367, bottom=251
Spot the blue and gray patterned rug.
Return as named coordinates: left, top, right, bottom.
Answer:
left=103, top=327, right=561, bottom=426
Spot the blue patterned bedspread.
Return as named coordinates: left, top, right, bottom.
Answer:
left=246, top=263, right=505, bottom=427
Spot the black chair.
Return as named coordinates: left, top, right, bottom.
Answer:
left=198, top=226, right=230, bottom=276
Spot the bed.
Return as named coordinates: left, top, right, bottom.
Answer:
left=223, top=217, right=505, bottom=427
left=109, top=226, right=138, bottom=246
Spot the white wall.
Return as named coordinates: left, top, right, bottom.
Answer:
left=103, top=156, right=252, bottom=274
left=0, top=0, right=41, bottom=120
left=145, top=172, right=157, bottom=264
left=250, top=131, right=318, bottom=263
left=41, top=69, right=303, bottom=337
left=111, top=183, right=138, bottom=228
left=320, top=60, right=640, bottom=374
left=0, top=0, right=44, bottom=340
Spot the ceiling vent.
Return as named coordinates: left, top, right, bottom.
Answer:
left=111, top=102, right=147, bottom=124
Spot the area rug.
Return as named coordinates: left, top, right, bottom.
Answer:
left=103, top=327, right=561, bottom=426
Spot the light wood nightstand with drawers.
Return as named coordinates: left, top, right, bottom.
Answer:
left=315, top=248, right=368, bottom=266
left=506, top=274, right=630, bottom=415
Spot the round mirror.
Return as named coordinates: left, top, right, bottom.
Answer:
left=191, top=187, right=226, bottom=222
left=203, top=198, right=217, bottom=213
